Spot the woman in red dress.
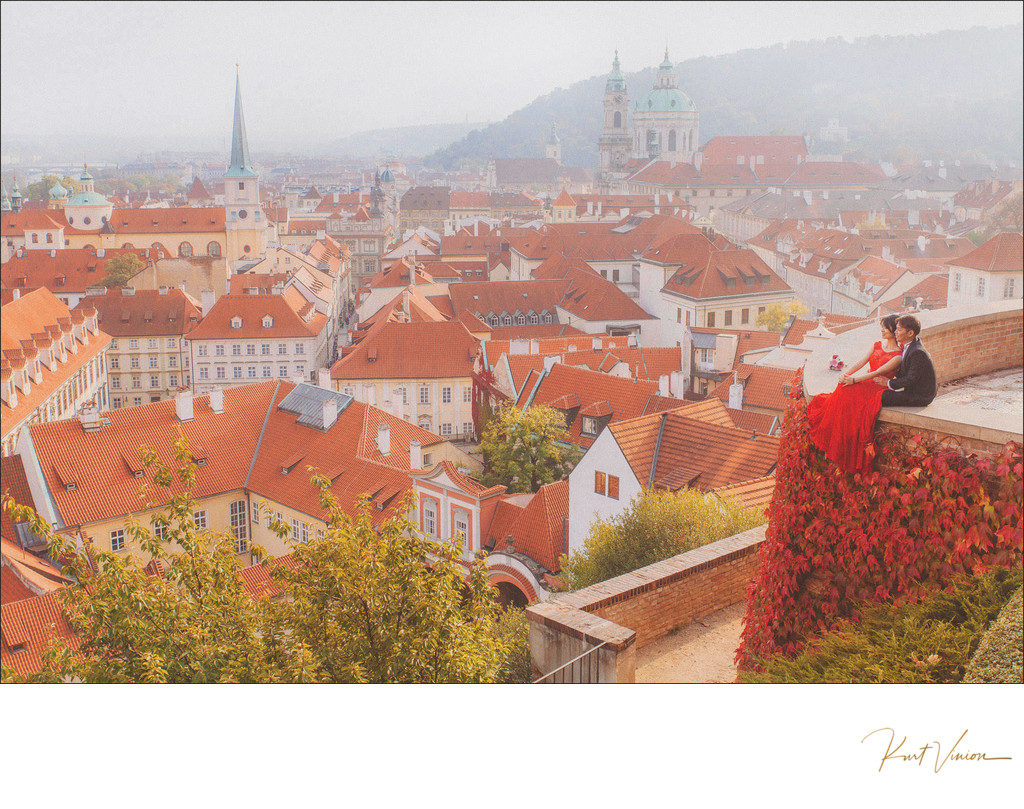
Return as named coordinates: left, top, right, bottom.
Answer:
left=807, top=314, right=903, bottom=474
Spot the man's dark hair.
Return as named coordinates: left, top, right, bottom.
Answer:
left=897, top=314, right=922, bottom=337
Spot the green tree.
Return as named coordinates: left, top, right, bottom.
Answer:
left=1, top=435, right=516, bottom=684
left=100, top=253, right=145, bottom=288
left=24, top=174, right=80, bottom=201
left=559, top=488, right=765, bottom=591
left=756, top=300, right=808, bottom=332
left=479, top=403, right=580, bottom=493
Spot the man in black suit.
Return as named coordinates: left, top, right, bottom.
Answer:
left=881, top=314, right=937, bottom=407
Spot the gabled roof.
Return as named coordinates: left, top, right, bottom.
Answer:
left=947, top=232, right=1023, bottom=273
left=552, top=188, right=576, bottom=207
left=1, top=247, right=153, bottom=297
left=81, top=288, right=202, bottom=337
left=710, top=364, right=797, bottom=412
left=663, top=249, right=790, bottom=300
left=187, top=292, right=327, bottom=340
left=332, top=320, right=478, bottom=381
left=500, top=479, right=568, bottom=572
left=874, top=273, right=949, bottom=316
left=0, top=591, right=79, bottom=677
left=609, top=405, right=780, bottom=493
left=712, top=474, right=776, bottom=510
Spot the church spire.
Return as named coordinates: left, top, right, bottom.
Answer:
left=225, top=69, right=257, bottom=178
left=606, top=49, right=626, bottom=93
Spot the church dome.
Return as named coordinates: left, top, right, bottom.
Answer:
left=66, top=189, right=111, bottom=207
left=380, top=166, right=395, bottom=183
left=49, top=181, right=69, bottom=200
left=636, top=49, right=696, bottom=113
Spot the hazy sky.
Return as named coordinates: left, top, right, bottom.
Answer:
left=2, top=1, right=1022, bottom=148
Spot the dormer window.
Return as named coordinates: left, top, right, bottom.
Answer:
left=581, top=416, right=598, bottom=437
left=231, top=316, right=242, bottom=329
left=262, top=316, right=273, bottom=328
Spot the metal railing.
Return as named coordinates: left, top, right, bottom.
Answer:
left=533, top=641, right=609, bottom=684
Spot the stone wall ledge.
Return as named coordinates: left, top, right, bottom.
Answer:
left=804, top=300, right=1023, bottom=446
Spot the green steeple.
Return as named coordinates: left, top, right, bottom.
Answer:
left=606, top=49, right=626, bottom=93
left=225, top=70, right=258, bottom=179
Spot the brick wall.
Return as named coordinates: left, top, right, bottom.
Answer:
left=527, top=525, right=766, bottom=682
left=924, top=309, right=1023, bottom=385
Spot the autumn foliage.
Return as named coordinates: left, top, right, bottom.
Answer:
left=737, top=369, right=1024, bottom=670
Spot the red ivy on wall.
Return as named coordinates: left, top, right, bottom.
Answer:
left=736, top=368, right=1023, bottom=670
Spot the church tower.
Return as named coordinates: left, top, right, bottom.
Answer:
left=223, top=70, right=267, bottom=266
left=545, top=124, right=562, bottom=165
left=631, top=49, right=699, bottom=163
left=597, top=51, right=631, bottom=193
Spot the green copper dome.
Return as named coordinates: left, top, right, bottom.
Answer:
left=67, top=190, right=111, bottom=207
left=49, top=181, right=69, bottom=199
left=636, top=49, right=696, bottom=113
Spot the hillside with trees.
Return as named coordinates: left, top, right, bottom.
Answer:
left=427, top=25, right=1023, bottom=170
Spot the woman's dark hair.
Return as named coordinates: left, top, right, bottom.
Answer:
left=881, top=314, right=899, bottom=334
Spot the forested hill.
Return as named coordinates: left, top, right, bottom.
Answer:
left=426, top=25, right=1023, bottom=170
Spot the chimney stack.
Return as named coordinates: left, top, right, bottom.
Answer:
left=322, top=397, right=338, bottom=430
left=200, top=288, right=215, bottom=313
left=409, top=439, right=422, bottom=470
left=209, top=387, right=224, bottom=414
left=543, top=355, right=557, bottom=373
left=728, top=373, right=744, bottom=410
left=658, top=374, right=669, bottom=397
left=377, top=421, right=391, bottom=456
left=176, top=389, right=194, bottom=422
left=318, top=368, right=331, bottom=389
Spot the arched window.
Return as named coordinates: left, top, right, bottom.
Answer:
left=501, top=314, right=512, bottom=326
left=207, top=241, right=221, bottom=257
left=543, top=313, right=552, bottom=324
left=529, top=313, right=539, bottom=325
left=516, top=314, right=526, bottom=326
left=668, top=130, right=677, bottom=152
left=613, top=111, right=622, bottom=128
left=122, top=243, right=134, bottom=249
left=179, top=242, right=193, bottom=258
left=488, top=315, right=499, bottom=327
left=46, top=233, right=53, bottom=244
left=31, top=234, right=39, bottom=244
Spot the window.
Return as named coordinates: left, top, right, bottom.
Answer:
left=133, top=397, right=142, bottom=406
left=129, top=339, right=139, bottom=349
left=233, top=366, right=242, bottom=379
left=301, top=522, right=308, bottom=543
left=295, top=344, right=304, bottom=355
left=707, top=312, right=716, bottom=327
left=423, top=502, right=436, bottom=536
left=676, top=308, right=681, bottom=324
left=529, top=313, right=539, bottom=325
left=279, top=366, right=289, bottom=377
left=246, top=344, right=255, bottom=355
left=261, top=344, right=271, bottom=355
left=581, top=416, right=598, bottom=436
left=215, top=344, right=225, bottom=356
left=150, top=375, right=160, bottom=388
left=278, top=344, right=288, bottom=355
left=110, top=356, right=119, bottom=369
left=725, top=310, right=733, bottom=326
left=978, top=277, right=986, bottom=297
left=110, top=529, right=125, bottom=552
left=595, top=471, right=606, bottom=495
left=516, top=314, right=526, bottom=326
left=111, top=377, right=121, bottom=389
left=291, top=518, right=300, bottom=541
left=230, top=500, right=248, bottom=553
left=194, top=510, right=207, bottom=529
left=262, top=316, right=273, bottom=328
left=607, top=475, right=619, bottom=499
left=168, top=355, right=177, bottom=368
left=501, top=314, right=512, bottom=326
left=110, top=339, right=119, bottom=350
left=168, top=374, right=178, bottom=387
left=741, top=308, right=750, bottom=324
left=130, top=356, right=140, bottom=369
left=442, top=386, right=452, bottom=404
left=954, top=272, right=961, bottom=292
left=295, top=364, right=304, bottom=378
left=154, top=524, right=167, bottom=542
left=1004, top=278, right=1016, bottom=298
left=455, top=515, right=468, bottom=543
left=440, top=423, right=452, bottom=436
left=132, top=375, right=142, bottom=388
left=197, top=344, right=208, bottom=357
left=397, top=386, right=408, bottom=404
left=199, top=367, right=209, bottom=380
left=147, top=338, right=157, bottom=350
left=686, top=311, right=691, bottom=326
left=251, top=501, right=260, bottom=524
left=232, top=344, right=241, bottom=355
left=248, top=366, right=257, bottom=378
left=262, top=366, right=272, bottom=378
left=112, top=396, right=122, bottom=408
left=216, top=366, right=226, bottom=379
left=419, top=386, right=430, bottom=404
left=463, top=386, right=472, bottom=403
left=167, top=338, right=176, bottom=349
left=543, top=313, right=552, bottom=324
left=343, top=386, right=354, bottom=397
left=758, top=307, right=766, bottom=316
left=149, top=356, right=158, bottom=368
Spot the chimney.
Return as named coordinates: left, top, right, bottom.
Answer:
left=176, top=389, right=194, bottom=422
left=79, top=401, right=102, bottom=433
left=510, top=338, right=529, bottom=355
left=409, top=439, right=422, bottom=470
left=529, top=339, right=540, bottom=355
left=592, top=336, right=602, bottom=352
left=318, top=368, right=331, bottom=389
left=658, top=374, right=669, bottom=397
left=158, top=285, right=168, bottom=295
left=669, top=369, right=686, bottom=398
left=390, top=390, right=403, bottom=419
left=377, top=421, right=391, bottom=456
left=596, top=201, right=602, bottom=217
left=363, top=383, right=376, bottom=405
left=201, top=288, right=215, bottom=313
left=322, top=397, right=338, bottom=430
left=121, top=286, right=136, bottom=296
left=209, top=387, right=224, bottom=414
left=96, top=248, right=105, bottom=258
left=728, top=373, right=744, bottom=410
left=627, top=334, right=638, bottom=348
left=916, top=235, right=927, bottom=252
left=401, top=288, right=410, bottom=320
left=587, top=200, right=593, bottom=215
left=543, top=355, right=558, bottom=373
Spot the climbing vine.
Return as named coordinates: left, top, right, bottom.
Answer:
left=737, top=369, right=1023, bottom=670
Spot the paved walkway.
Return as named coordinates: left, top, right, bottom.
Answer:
left=634, top=601, right=746, bottom=683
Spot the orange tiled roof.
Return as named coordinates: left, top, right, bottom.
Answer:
left=663, top=249, right=790, bottom=300
left=784, top=162, right=885, bottom=186
left=1, top=537, right=68, bottom=603
left=1, top=247, right=154, bottom=296
left=947, top=232, right=1022, bottom=273
left=106, top=207, right=227, bottom=234
left=713, top=474, right=776, bottom=511
left=81, top=288, right=201, bottom=338
left=710, top=364, right=798, bottom=412
left=187, top=293, right=327, bottom=340
left=782, top=314, right=870, bottom=346
left=332, top=320, right=478, bottom=381
left=0, top=590, right=79, bottom=678
left=609, top=406, right=780, bottom=493
left=874, top=273, right=949, bottom=316
left=503, top=479, right=568, bottom=572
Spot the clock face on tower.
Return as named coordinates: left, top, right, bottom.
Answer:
left=614, top=95, right=623, bottom=103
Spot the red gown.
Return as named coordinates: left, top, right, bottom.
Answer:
left=807, top=341, right=903, bottom=474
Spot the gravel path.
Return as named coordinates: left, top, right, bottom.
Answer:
left=634, top=601, right=746, bottom=683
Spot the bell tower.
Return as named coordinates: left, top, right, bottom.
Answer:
left=597, top=51, right=631, bottom=194
left=223, top=69, right=266, bottom=266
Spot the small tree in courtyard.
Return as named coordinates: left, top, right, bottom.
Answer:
left=756, top=301, right=808, bottom=332
left=100, top=253, right=145, bottom=289
left=479, top=402, right=581, bottom=493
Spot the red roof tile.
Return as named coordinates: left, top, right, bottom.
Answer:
left=332, top=320, right=478, bottom=380
left=0, top=590, right=79, bottom=678
left=710, top=364, right=798, bottom=412
left=79, top=288, right=202, bottom=337
left=663, top=249, right=790, bottom=300
left=1, top=247, right=155, bottom=296
left=186, top=292, right=327, bottom=340
left=948, top=232, right=1022, bottom=273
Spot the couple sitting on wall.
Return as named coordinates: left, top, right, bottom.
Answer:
left=807, top=314, right=937, bottom=474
